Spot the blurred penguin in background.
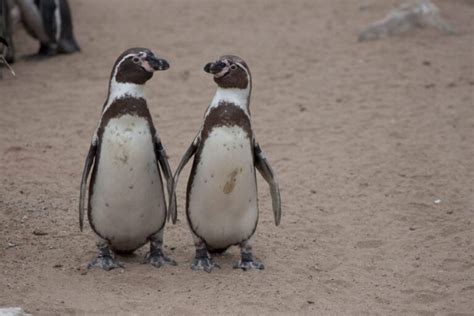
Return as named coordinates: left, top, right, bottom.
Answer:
left=5, top=0, right=80, bottom=60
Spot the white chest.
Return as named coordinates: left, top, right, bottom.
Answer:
left=90, top=114, right=165, bottom=250
left=188, top=125, right=258, bottom=248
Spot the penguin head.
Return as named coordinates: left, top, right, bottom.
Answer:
left=112, top=48, right=169, bottom=85
left=204, top=55, right=251, bottom=89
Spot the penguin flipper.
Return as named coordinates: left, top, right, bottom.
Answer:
left=254, top=142, right=282, bottom=226
left=79, top=139, right=97, bottom=232
left=168, top=134, right=200, bottom=223
left=154, top=136, right=175, bottom=224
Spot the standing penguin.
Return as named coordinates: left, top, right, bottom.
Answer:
left=79, top=48, right=177, bottom=271
left=37, top=0, right=80, bottom=55
left=15, top=0, right=80, bottom=57
left=170, top=55, right=281, bottom=272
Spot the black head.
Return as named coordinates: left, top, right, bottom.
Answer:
left=111, top=47, right=169, bottom=85
left=204, top=55, right=251, bottom=89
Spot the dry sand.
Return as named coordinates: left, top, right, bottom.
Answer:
left=1, top=0, right=473, bottom=314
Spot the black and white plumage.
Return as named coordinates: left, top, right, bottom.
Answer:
left=15, top=0, right=80, bottom=57
left=79, top=48, right=176, bottom=271
left=170, top=55, right=281, bottom=272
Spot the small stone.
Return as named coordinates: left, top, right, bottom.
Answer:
left=7, top=241, right=16, bottom=248
left=434, top=199, right=441, bottom=204
left=53, top=264, right=63, bottom=268
left=33, top=229, right=48, bottom=236
left=296, top=103, right=307, bottom=112
left=307, top=300, right=315, bottom=304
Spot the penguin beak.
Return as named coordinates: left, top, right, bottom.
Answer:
left=204, top=61, right=228, bottom=77
left=145, top=55, right=170, bottom=71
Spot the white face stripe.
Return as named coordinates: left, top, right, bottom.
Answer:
left=102, top=53, right=145, bottom=114
left=110, top=53, right=136, bottom=83
left=235, top=62, right=250, bottom=79
left=214, top=59, right=231, bottom=78
left=214, top=66, right=229, bottom=78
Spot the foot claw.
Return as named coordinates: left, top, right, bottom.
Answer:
left=144, top=251, right=177, bottom=268
left=191, top=258, right=220, bottom=273
left=233, top=259, right=265, bottom=271
left=87, top=255, right=124, bottom=271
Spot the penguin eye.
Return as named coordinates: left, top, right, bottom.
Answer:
left=230, top=64, right=238, bottom=70
left=132, top=57, right=140, bottom=64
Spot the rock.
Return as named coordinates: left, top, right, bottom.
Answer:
left=0, top=308, right=32, bottom=316
left=359, top=0, right=455, bottom=41
left=32, top=229, right=48, bottom=236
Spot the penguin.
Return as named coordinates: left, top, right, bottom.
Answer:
left=15, top=0, right=79, bottom=57
left=79, top=48, right=177, bottom=271
left=169, top=55, right=281, bottom=272
left=37, top=0, right=80, bottom=54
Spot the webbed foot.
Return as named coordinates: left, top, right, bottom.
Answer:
left=87, top=254, right=124, bottom=271
left=191, top=257, right=220, bottom=273
left=233, top=259, right=265, bottom=270
left=144, top=248, right=177, bottom=268
left=88, top=239, right=123, bottom=271
left=234, top=240, right=264, bottom=270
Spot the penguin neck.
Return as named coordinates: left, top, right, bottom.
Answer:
left=103, top=79, right=146, bottom=113
left=209, top=86, right=251, bottom=116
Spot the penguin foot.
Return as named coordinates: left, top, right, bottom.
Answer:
left=191, top=258, right=220, bottom=273
left=143, top=249, right=177, bottom=268
left=233, top=259, right=265, bottom=271
left=87, top=255, right=124, bottom=271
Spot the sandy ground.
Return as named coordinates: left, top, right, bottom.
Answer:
left=1, top=0, right=473, bottom=315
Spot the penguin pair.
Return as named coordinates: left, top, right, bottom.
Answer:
left=80, top=48, right=281, bottom=272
